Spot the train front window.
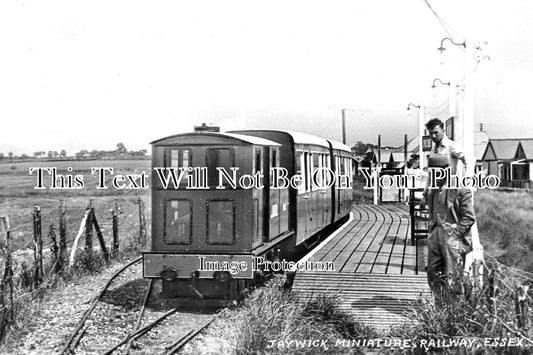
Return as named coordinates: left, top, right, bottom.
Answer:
left=164, top=199, right=192, bottom=244
left=167, top=148, right=191, bottom=168
left=206, top=200, right=235, bottom=245
left=206, top=148, right=235, bottom=187
left=166, top=148, right=192, bottom=182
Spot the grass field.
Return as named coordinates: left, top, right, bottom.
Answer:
left=0, top=159, right=151, bottom=252
left=3, top=159, right=532, bottom=271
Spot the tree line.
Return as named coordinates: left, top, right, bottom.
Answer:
left=0, top=143, right=148, bottom=161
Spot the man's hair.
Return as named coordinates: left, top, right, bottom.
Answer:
left=425, top=118, right=444, bottom=130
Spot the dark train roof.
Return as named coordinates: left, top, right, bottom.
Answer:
left=230, top=129, right=352, bottom=153
left=150, top=131, right=281, bottom=146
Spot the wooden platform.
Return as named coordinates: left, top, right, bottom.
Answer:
left=292, top=204, right=431, bottom=331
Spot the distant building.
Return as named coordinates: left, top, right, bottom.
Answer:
left=358, top=124, right=488, bottom=172
left=482, top=138, right=533, bottom=189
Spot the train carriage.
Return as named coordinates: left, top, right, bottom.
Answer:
left=232, top=130, right=354, bottom=245
left=144, top=132, right=285, bottom=299
left=143, top=129, right=354, bottom=301
left=329, top=139, right=354, bottom=222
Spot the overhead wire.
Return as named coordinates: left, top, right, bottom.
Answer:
left=427, top=97, right=449, bottom=111
left=427, top=104, right=450, bottom=117
left=422, top=0, right=466, bottom=49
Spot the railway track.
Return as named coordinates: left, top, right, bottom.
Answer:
left=59, top=216, right=352, bottom=354
left=60, top=256, right=216, bottom=355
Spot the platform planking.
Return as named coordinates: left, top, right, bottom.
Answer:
left=354, top=205, right=398, bottom=273
left=293, top=272, right=432, bottom=330
left=371, top=210, right=401, bottom=274
left=311, top=204, right=419, bottom=274
left=293, top=204, right=431, bottom=330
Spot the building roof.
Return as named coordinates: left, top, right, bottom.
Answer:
left=404, top=136, right=420, bottom=153
left=391, top=152, right=410, bottom=163
left=482, top=139, right=521, bottom=161
left=517, top=140, right=533, bottom=160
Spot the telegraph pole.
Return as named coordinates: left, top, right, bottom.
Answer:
left=418, top=106, right=426, bottom=170
left=461, top=39, right=488, bottom=276
left=463, top=42, right=475, bottom=175
left=449, top=80, right=456, bottom=124
left=341, top=108, right=346, bottom=144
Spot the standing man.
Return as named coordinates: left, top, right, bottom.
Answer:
left=423, top=117, right=483, bottom=285
left=426, top=155, right=475, bottom=290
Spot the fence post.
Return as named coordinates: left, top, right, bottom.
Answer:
left=32, top=206, right=43, bottom=289
left=515, top=284, right=529, bottom=329
left=0, top=217, right=14, bottom=329
left=58, top=201, right=67, bottom=273
left=111, top=201, right=119, bottom=258
left=49, top=224, right=58, bottom=273
left=85, top=200, right=93, bottom=252
left=91, top=208, right=109, bottom=263
left=68, top=209, right=90, bottom=268
left=138, top=197, right=146, bottom=246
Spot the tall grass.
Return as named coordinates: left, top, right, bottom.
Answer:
left=214, top=276, right=375, bottom=354
left=389, top=267, right=533, bottom=355
left=475, top=189, right=533, bottom=272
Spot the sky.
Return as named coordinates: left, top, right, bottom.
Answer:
left=1, top=0, right=532, bottom=155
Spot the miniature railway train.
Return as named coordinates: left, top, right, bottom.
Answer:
left=143, top=129, right=354, bottom=300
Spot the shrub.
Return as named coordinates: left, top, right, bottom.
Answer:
left=389, top=266, right=533, bottom=355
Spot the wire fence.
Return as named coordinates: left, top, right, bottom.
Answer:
left=0, top=197, right=149, bottom=340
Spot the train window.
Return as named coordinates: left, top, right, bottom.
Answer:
left=164, top=199, right=192, bottom=245
left=322, top=153, right=328, bottom=188
left=312, top=153, right=320, bottom=191
left=166, top=148, right=192, bottom=179
left=206, top=199, right=235, bottom=245
left=325, top=154, right=330, bottom=184
left=295, top=151, right=301, bottom=173
left=254, top=148, right=262, bottom=175
left=206, top=148, right=235, bottom=187
left=304, top=151, right=310, bottom=192
left=271, top=148, right=277, bottom=168
left=295, top=151, right=304, bottom=194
